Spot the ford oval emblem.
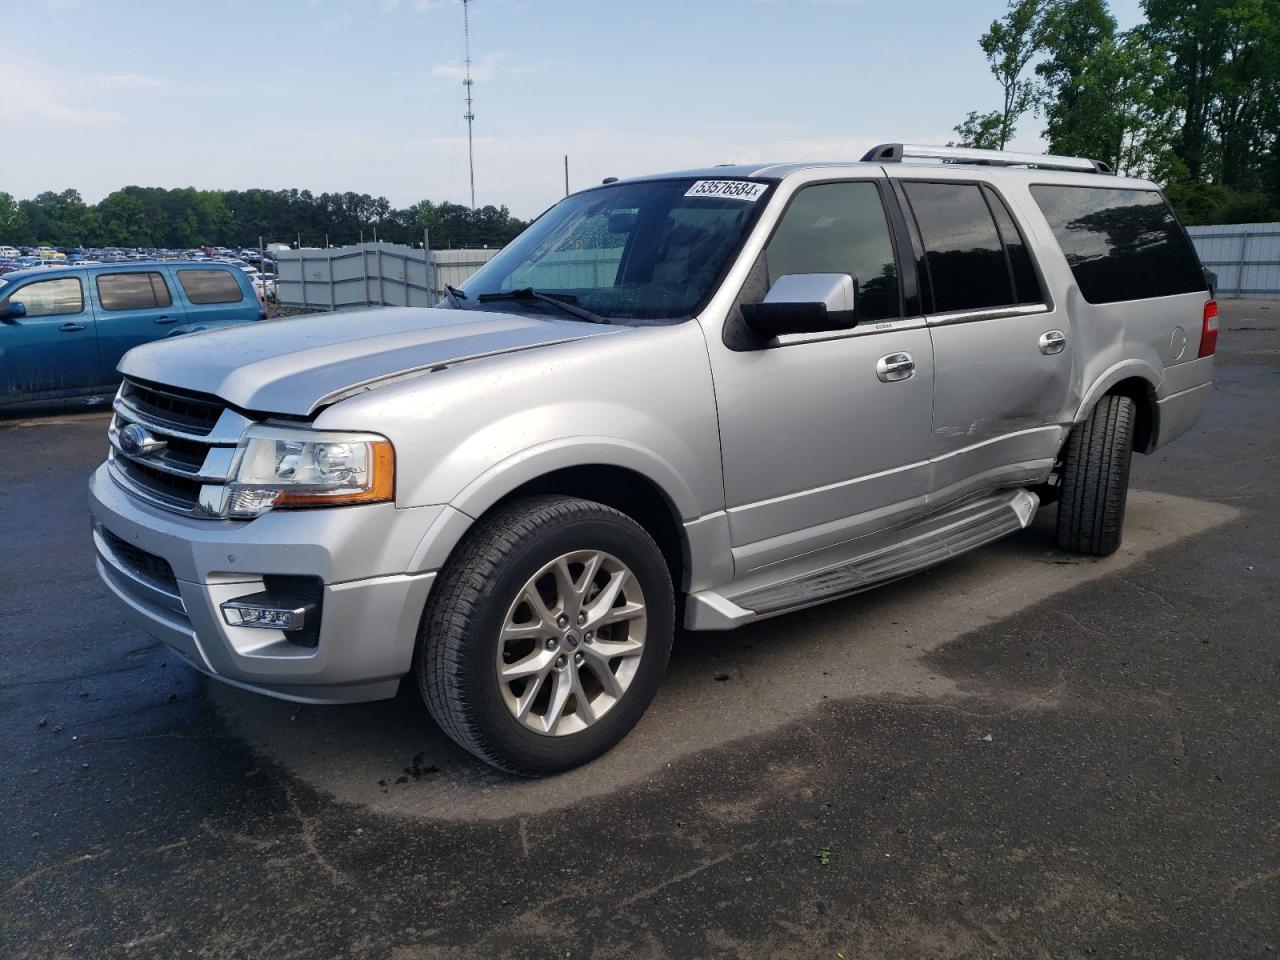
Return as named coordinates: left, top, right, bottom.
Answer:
left=119, top=422, right=166, bottom=457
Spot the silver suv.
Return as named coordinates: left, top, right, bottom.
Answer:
left=89, top=144, right=1216, bottom=774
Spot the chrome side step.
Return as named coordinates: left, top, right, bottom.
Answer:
left=685, top=488, right=1038, bottom=629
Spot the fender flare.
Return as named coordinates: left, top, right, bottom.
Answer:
left=407, top=437, right=704, bottom=573
left=1073, top=359, right=1161, bottom=423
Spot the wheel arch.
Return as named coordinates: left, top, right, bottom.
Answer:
left=1073, top=362, right=1160, bottom=454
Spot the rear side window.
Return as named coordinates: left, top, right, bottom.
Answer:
left=901, top=182, right=1013, bottom=312
left=1029, top=185, right=1206, bottom=303
left=177, top=268, right=244, bottom=304
left=7, top=277, right=83, bottom=317
left=764, top=181, right=900, bottom=321
left=97, top=272, right=172, bottom=311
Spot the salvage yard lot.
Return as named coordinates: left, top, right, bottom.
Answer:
left=2, top=302, right=1277, bottom=958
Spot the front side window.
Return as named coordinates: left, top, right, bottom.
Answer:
left=902, top=181, right=1014, bottom=313
left=763, top=181, right=900, bottom=322
left=97, top=272, right=173, bottom=311
left=455, top=178, right=771, bottom=322
left=178, top=269, right=244, bottom=304
left=1029, top=185, right=1206, bottom=304
left=5, top=277, right=84, bottom=317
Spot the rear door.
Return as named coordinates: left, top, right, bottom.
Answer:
left=0, top=273, right=101, bottom=399
left=894, top=177, right=1072, bottom=501
left=172, top=266, right=256, bottom=326
left=92, top=269, right=187, bottom=379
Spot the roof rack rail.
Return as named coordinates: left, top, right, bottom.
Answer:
left=861, top=143, right=1114, bottom=175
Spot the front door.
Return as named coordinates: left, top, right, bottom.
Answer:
left=0, top=274, right=101, bottom=399
left=705, top=179, right=936, bottom=575
left=91, top=269, right=187, bottom=379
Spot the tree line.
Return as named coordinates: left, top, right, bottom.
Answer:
left=954, top=0, right=1280, bottom=225
left=0, top=186, right=530, bottom=251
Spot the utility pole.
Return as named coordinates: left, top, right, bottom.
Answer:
left=564, top=155, right=569, bottom=197
left=462, top=0, right=476, bottom=209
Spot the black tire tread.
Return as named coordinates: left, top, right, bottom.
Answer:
left=415, top=495, right=671, bottom=775
left=1056, top=394, right=1136, bottom=556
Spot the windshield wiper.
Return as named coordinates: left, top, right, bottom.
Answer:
left=443, top=283, right=467, bottom=307
left=476, top=287, right=609, bottom=324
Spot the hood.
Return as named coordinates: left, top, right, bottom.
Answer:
left=118, top=307, right=619, bottom=416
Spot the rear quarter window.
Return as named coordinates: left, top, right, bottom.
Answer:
left=177, top=268, right=244, bottom=304
left=1029, top=185, right=1206, bottom=304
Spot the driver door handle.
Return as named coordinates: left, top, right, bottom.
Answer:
left=154, top=316, right=176, bottom=325
left=59, top=322, right=86, bottom=332
left=876, top=352, right=915, bottom=382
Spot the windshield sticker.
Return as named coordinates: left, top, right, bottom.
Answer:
left=684, top=180, right=768, bottom=202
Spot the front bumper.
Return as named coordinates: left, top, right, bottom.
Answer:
left=88, top=463, right=438, bottom=704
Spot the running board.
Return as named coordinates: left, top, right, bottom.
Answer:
left=685, top=488, right=1039, bottom=629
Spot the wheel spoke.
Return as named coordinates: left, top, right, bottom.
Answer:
left=582, top=656, right=624, bottom=698
left=500, top=620, right=550, bottom=644
left=543, top=668, right=573, bottom=735
left=551, top=558, right=580, bottom=620
left=570, top=669, right=595, bottom=724
left=514, top=671, right=547, bottom=721
left=592, top=600, right=645, bottom=630
left=584, top=570, right=631, bottom=627
left=521, top=583, right=556, bottom=630
left=585, top=637, right=644, bottom=662
left=575, top=552, right=603, bottom=600
left=500, top=648, right=555, bottom=680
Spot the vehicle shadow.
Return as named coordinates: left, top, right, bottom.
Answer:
left=208, top=489, right=1234, bottom=821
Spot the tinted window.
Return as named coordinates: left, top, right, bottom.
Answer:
left=764, top=181, right=899, bottom=321
left=97, top=272, right=172, bottom=311
left=1029, top=185, right=1206, bottom=304
left=982, top=186, right=1042, bottom=304
left=178, top=268, right=244, bottom=304
left=902, top=182, right=1012, bottom=312
left=7, top=277, right=83, bottom=317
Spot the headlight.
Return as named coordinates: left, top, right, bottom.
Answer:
left=226, top=426, right=395, bottom=518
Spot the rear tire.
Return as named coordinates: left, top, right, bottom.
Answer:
left=1056, top=394, right=1136, bottom=557
left=415, top=495, right=674, bottom=776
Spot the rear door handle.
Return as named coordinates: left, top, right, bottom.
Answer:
left=58, top=322, right=86, bottom=332
left=876, top=352, right=915, bottom=382
left=153, top=316, right=176, bottom=325
left=1039, top=330, right=1067, bottom=355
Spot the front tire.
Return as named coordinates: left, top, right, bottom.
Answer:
left=415, top=495, right=674, bottom=776
left=1056, top=394, right=1136, bottom=557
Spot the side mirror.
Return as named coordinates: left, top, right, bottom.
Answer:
left=740, top=273, right=856, bottom=339
left=0, top=301, right=26, bottom=323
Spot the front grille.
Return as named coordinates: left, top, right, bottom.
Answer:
left=109, top=378, right=253, bottom=517
left=100, top=527, right=178, bottom=593
left=120, top=378, right=224, bottom=436
left=112, top=454, right=203, bottom=509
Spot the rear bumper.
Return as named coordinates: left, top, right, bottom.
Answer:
left=89, top=463, right=437, bottom=704
left=1154, top=356, right=1214, bottom=450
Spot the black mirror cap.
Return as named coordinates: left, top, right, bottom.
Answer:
left=0, top=301, right=26, bottom=322
left=741, top=300, right=856, bottom=339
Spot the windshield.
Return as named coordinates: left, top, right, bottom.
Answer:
left=455, top=178, right=772, bottom=322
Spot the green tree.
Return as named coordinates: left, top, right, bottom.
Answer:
left=982, top=0, right=1045, bottom=148
left=0, top=192, right=27, bottom=244
left=951, top=110, right=1005, bottom=149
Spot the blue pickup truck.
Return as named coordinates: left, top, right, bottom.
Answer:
left=0, top=261, right=265, bottom=407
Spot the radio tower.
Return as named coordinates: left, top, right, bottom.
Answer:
left=462, top=0, right=476, bottom=210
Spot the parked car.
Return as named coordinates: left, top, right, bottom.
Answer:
left=0, top=260, right=265, bottom=406
left=0, top=245, right=19, bottom=259
left=89, top=144, right=1215, bottom=775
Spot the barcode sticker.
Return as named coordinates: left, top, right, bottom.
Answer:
left=684, top=180, right=768, bottom=202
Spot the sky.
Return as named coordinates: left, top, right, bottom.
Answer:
left=1, top=0, right=1145, bottom=220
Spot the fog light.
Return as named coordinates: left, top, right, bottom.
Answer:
left=221, top=593, right=314, bottom=632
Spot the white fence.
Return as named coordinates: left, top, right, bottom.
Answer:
left=1187, top=222, right=1280, bottom=299
left=274, top=243, right=499, bottom=311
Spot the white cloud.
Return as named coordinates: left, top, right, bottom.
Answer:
left=94, top=72, right=167, bottom=90
left=431, top=51, right=544, bottom=82
left=0, top=56, right=126, bottom=128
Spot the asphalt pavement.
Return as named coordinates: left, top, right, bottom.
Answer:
left=1, top=301, right=1277, bottom=959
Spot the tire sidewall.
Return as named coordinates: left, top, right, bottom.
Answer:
left=454, top=508, right=674, bottom=773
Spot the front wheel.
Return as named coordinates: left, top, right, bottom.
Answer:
left=415, top=495, right=674, bottom=775
left=1056, top=394, right=1136, bottom=557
